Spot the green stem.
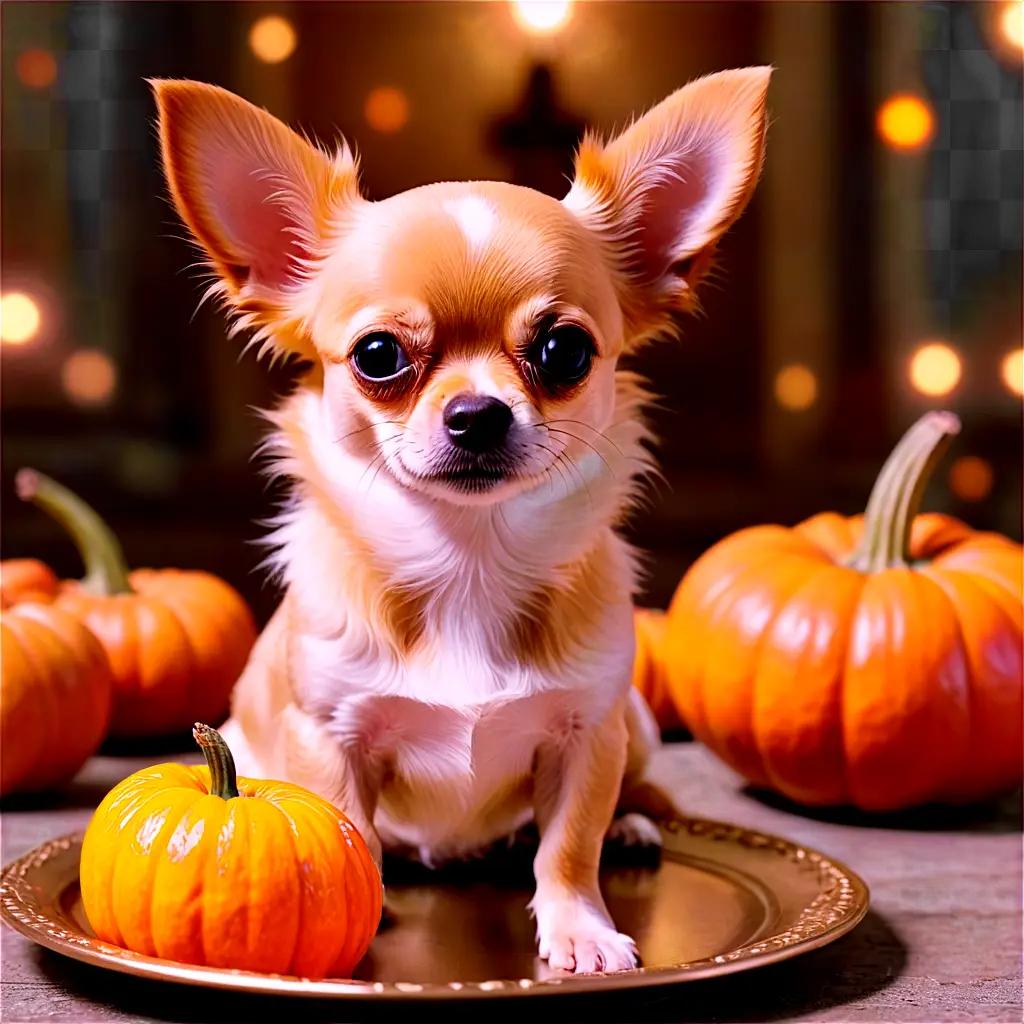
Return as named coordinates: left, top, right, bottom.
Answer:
left=15, top=469, right=133, bottom=595
left=192, top=723, right=240, bottom=800
left=845, top=411, right=961, bottom=573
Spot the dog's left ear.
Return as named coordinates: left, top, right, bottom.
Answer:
left=564, top=66, right=771, bottom=336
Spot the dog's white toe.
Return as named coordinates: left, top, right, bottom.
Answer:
left=606, top=811, right=662, bottom=849
left=533, top=896, right=639, bottom=974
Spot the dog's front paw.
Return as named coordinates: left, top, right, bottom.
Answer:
left=606, top=812, right=662, bottom=849
left=532, top=894, right=638, bottom=974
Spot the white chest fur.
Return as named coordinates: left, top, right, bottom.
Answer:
left=265, top=387, right=642, bottom=860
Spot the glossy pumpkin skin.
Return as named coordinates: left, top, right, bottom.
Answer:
left=0, top=602, right=113, bottom=797
left=16, top=470, right=257, bottom=738
left=666, top=509, right=1023, bottom=812
left=632, top=608, right=682, bottom=732
left=80, top=741, right=383, bottom=978
left=57, top=570, right=257, bottom=737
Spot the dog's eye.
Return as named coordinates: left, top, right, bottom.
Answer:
left=352, top=333, right=411, bottom=381
left=528, top=325, right=594, bottom=386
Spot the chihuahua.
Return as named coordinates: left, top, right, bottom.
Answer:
left=153, top=67, right=769, bottom=974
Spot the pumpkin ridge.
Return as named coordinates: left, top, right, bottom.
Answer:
left=110, top=787, right=197, bottom=954
left=928, top=554, right=1023, bottom=614
left=146, top=790, right=211, bottom=959
left=276, top=795, right=350, bottom=976
left=698, top=550, right=825, bottom=782
left=668, top=537, right=825, bottom=744
left=130, top=596, right=195, bottom=734
left=148, top=596, right=203, bottom=732
left=331, top=807, right=368, bottom=974
left=907, top=570, right=975, bottom=800
left=3, top=612, right=70, bottom=785
left=755, top=563, right=866, bottom=805
left=265, top=796, right=307, bottom=975
left=0, top=616, right=50, bottom=792
left=23, top=605, right=112, bottom=766
left=919, top=565, right=1022, bottom=799
left=747, top=559, right=852, bottom=794
left=843, top=570, right=972, bottom=809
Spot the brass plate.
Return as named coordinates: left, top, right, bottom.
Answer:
left=1, top=819, right=868, bottom=999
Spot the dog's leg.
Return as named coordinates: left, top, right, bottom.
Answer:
left=529, top=703, right=637, bottom=974
left=605, top=688, right=682, bottom=850
left=277, top=702, right=383, bottom=867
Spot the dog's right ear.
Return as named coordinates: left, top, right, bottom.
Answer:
left=151, top=80, right=362, bottom=357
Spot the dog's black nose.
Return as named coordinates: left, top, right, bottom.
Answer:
left=443, top=393, right=513, bottom=453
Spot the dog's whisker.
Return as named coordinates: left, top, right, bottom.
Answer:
left=356, top=433, right=406, bottom=491
left=334, top=420, right=406, bottom=446
left=541, top=418, right=624, bottom=458
left=544, top=427, right=616, bottom=481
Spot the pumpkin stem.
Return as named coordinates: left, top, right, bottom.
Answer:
left=15, top=469, right=133, bottom=596
left=845, top=411, right=961, bottom=573
left=192, top=723, right=240, bottom=800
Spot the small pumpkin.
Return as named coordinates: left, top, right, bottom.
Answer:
left=17, top=470, right=257, bottom=737
left=1, top=593, right=113, bottom=797
left=80, top=723, right=383, bottom=978
left=632, top=608, right=682, bottom=732
left=665, top=412, right=1022, bottom=811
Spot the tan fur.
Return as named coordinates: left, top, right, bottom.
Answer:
left=154, top=67, right=771, bottom=974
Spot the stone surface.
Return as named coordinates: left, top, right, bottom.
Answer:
left=1, top=743, right=1020, bottom=1022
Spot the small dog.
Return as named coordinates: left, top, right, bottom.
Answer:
left=153, top=67, right=769, bottom=974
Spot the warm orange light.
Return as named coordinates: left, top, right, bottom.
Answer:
left=877, top=94, right=934, bottom=151
left=774, top=363, right=818, bottom=411
left=62, top=349, right=117, bottom=407
left=909, top=342, right=961, bottom=396
left=1, top=292, right=41, bottom=345
left=1001, top=2, right=1024, bottom=51
left=511, top=0, right=573, bottom=34
left=1000, top=348, right=1023, bottom=397
left=364, top=87, right=410, bottom=134
left=16, top=49, right=57, bottom=90
left=948, top=455, right=994, bottom=503
left=249, top=15, right=297, bottom=64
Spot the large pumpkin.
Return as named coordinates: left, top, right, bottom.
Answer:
left=1, top=591, right=113, bottom=797
left=632, top=608, right=683, bottom=732
left=80, top=723, right=383, bottom=978
left=17, top=470, right=257, bottom=737
left=665, top=412, right=1022, bottom=811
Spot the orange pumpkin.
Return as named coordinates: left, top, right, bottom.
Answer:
left=632, top=608, right=682, bottom=732
left=17, top=470, right=257, bottom=737
left=80, top=723, right=383, bottom=978
left=1, top=596, right=113, bottom=797
left=665, top=412, right=1022, bottom=811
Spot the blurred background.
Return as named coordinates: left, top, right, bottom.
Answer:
left=2, top=1, right=1021, bottom=622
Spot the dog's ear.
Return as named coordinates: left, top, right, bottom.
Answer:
left=564, top=67, right=771, bottom=338
left=151, top=79, right=361, bottom=358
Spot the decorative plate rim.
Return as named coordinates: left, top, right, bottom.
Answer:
left=1, top=817, right=870, bottom=999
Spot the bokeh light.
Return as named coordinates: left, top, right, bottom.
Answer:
left=511, top=0, right=573, bottom=34
left=773, top=363, right=818, bottom=411
left=909, top=342, right=961, bottom=396
left=249, top=15, right=297, bottom=64
left=877, top=94, right=934, bottom=151
left=948, top=456, right=994, bottom=503
left=364, top=87, right=410, bottom=134
left=62, top=349, right=117, bottom=407
left=1, top=292, right=41, bottom=345
left=1001, top=2, right=1024, bottom=52
left=16, top=49, right=57, bottom=90
left=1000, top=348, right=1023, bottom=397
